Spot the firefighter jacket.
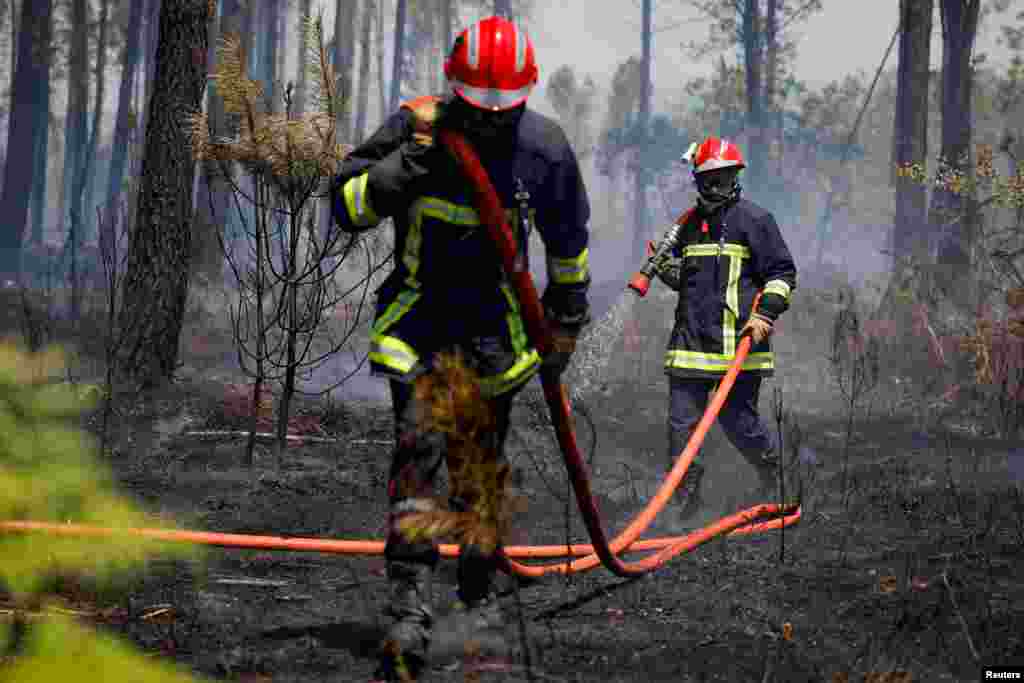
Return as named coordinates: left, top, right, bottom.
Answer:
left=655, top=198, right=796, bottom=378
left=330, top=95, right=592, bottom=396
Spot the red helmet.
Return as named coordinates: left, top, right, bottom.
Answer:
left=444, top=16, right=538, bottom=111
left=688, top=136, right=746, bottom=174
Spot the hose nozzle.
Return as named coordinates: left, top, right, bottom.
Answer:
left=628, top=272, right=651, bottom=297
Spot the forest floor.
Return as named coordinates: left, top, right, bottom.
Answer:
left=4, top=281, right=1024, bottom=682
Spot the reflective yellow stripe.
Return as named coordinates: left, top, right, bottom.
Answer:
left=547, top=247, right=590, bottom=285
left=474, top=283, right=541, bottom=397
left=478, top=349, right=541, bottom=397
left=372, top=289, right=421, bottom=336
left=369, top=335, right=419, bottom=373
left=342, top=173, right=379, bottom=227
left=683, top=243, right=751, bottom=259
left=499, top=284, right=529, bottom=354
left=664, top=350, right=774, bottom=372
left=763, top=279, right=791, bottom=301
left=404, top=197, right=481, bottom=286
left=722, top=253, right=741, bottom=356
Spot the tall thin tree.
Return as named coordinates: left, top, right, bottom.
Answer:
left=58, top=0, right=89, bottom=242
left=117, top=0, right=211, bottom=386
left=335, top=0, right=356, bottom=140
left=0, top=0, right=53, bottom=279
left=389, top=0, right=408, bottom=113
left=892, top=0, right=934, bottom=265
left=633, top=0, right=652, bottom=265
left=933, top=0, right=982, bottom=292
left=107, top=0, right=145, bottom=209
left=354, top=0, right=375, bottom=143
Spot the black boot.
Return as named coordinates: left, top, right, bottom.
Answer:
left=674, top=462, right=705, bottom=520
left=374, top=561, right=433, bottom=682
left=454, top=544, right=505, bottom=631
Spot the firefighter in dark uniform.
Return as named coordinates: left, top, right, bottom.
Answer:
left=330, top=16, right=591, bottom=681
left=651, top=136, right=797, bottom=521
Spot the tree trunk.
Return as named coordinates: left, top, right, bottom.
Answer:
left=892, top=0, right=933, bottom=262
left=933, top=0, right=981, bottom=294
left=877, top=0, right=933, bottom=321
left=354, top=0, right=374, bottom=143
left=742, top=0, right=764, bottom=185
left=117, top=0, right=211, bottom=386
left=58, top=0, right=89, bottom=242
left=0, top=0, right=52, bottom=279
left=442, top=0, right=452, bottom=55
left=140, top=0, right=162, bottom=151
left=494, top=0, right=511, bottom=17
left=389, top=0, right=407, bottom=113
left=377, top=0, right=387, bottom=120
left=29, top=55, right=52, bottom=245
left=765, top=0, right=778, bottom=111
left=632, top=0, right=651, bottom=266
left=335, top=0, right=356, bottom=141
left=107, top=0, right=145, bottom=209
left=296, top=0, right=312, bottom=114
left=78, top=0, right=110, bottom=245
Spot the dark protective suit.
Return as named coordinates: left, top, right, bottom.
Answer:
left=655, top=197, right=796, bottom=493
left=329, top=94, right=592, bottom=660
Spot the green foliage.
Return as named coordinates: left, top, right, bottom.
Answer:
left=2, top=614, right=200, bottom=682
left=0, top=341, right=205, bottom=681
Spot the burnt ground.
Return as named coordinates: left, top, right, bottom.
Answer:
left=51, top=356, right=1024, bottom=683
left=5, top=282, right=1024, bottom=682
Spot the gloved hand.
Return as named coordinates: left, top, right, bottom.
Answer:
left=740, top=313, right=774, bottom=345
left=541, top=327, right=579, bottom=377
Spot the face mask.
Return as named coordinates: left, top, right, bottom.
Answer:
left=446, top=96, right=524, bottom=144
left=694, top=169, right=741, bottom=212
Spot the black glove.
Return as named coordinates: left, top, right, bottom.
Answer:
left=366, top=138, right=440, bottom=210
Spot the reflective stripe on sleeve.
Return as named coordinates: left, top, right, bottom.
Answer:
left=763, top=279, right=792, bottom=301
left=547, top=247, right=590, bottom=285
left=369, top=335, right=419, bottom=374
left=342, top=173, right=380, bottom=228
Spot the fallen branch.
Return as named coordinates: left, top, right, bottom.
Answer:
left=942, top=569, right=981, bottom=663
left=182, top=430, right=341, bottom=443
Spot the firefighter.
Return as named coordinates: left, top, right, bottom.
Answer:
left=650, top=137, right=796, bottom=521
left=330, top=16, right=591, bottom=682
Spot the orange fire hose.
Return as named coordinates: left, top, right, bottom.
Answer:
left=0, top=131, right=800, bottom=578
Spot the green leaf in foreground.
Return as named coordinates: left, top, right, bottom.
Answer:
left=2, top=613, right=201, bottom=682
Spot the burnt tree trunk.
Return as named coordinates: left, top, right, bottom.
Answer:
left=0, top=0, right=53, bottom=279
left=107, top=0, right=145, bottom=209
left=892, top=0, right=934, bottom=262
left=878, top=0, right=933, bottom=321
left=117, top=0, right=211, bottom=386
left=933, top=0, right=981, bottom=299
left=29, top=50, right=53, bottom=246
left=59, top=0, right=89, bottom=243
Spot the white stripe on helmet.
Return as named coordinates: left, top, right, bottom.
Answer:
left=468, top=23, right=479, bottom=69
left=448, top=78, right=534, bottom=109
left=719, top=138, right=728, bottom=158
left=514, top=24, right=527, bottom=73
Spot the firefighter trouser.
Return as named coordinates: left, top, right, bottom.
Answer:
left=666, top=375, right=777, bottom=476
left=384, top=377, right=521, bottom=607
